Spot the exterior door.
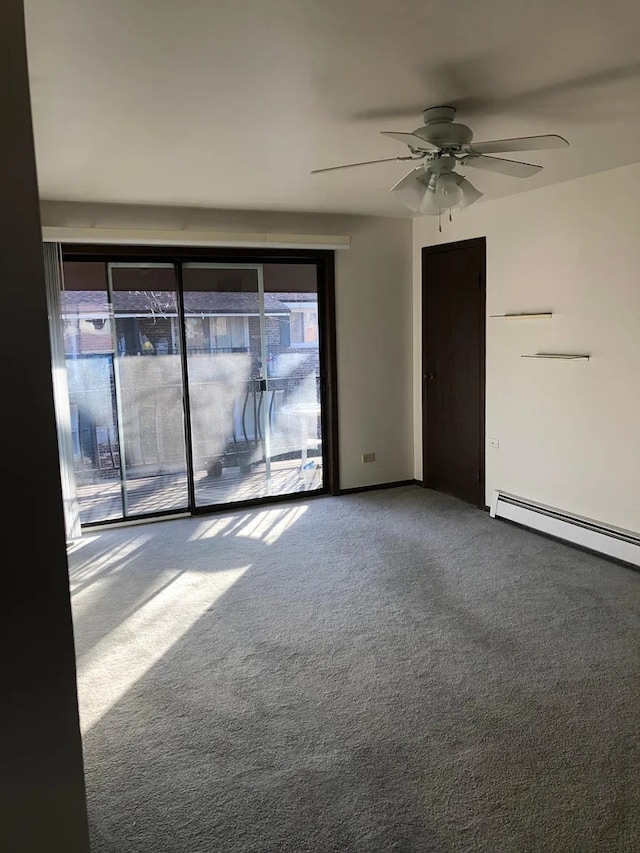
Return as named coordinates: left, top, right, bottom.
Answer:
left=182, top=263, right=324, bottom=509
left=422, top=238, right=486, bottom=507
left=60, top=252, right=330, bottom=526
left=61, top=260, right=189, bottom=524
left=109, top=263, right=189, bottom=517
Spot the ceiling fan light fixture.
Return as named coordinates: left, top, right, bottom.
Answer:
left=418, top=189, right=442, bottom=216
left=388, top=166, right=432, bottom=212
left=433, top=173, right=463, bottom=208
left=390, top=167, right=464, bottom=215
left=457, top=177, right=483, bottom=210
left=390, top=159, right=483, bottom=217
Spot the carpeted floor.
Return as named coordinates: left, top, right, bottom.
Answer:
left=69, top=485, right=640, bottom=852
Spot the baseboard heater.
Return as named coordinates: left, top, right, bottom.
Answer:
left=490, top=491, right=640, bottom=567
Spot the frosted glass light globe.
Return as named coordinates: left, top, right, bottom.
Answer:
left=434, top=173, right=463, bottom=208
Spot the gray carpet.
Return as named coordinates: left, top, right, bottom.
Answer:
left=69, top=486, right=640, bottom=852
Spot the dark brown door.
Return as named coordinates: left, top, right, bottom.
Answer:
left=422, top=238, right=485, bottom=507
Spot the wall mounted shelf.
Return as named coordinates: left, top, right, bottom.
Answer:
left=521, top=353, right=590, bottom=360
left=490, top=312, right=553, bottom=319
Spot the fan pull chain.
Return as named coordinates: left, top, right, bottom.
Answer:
left=438, top=209, right=442, bottom=233
left=449, top=209, right=452, bottom=222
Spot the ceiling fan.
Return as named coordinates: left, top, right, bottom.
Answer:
left=311, top=106, right=569, bottom=217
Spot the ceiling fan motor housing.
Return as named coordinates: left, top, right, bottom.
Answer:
left=417, top=105, right=473, bottom=148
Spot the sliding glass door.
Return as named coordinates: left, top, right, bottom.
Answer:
left=109, top=264, right=189, bottom=516
left=62, top=262, right=122, bottom=524
left=263, top=263, right=323, bottom=495
left=183, top=263, right=323, bottom=508
left=183, top=265, right=269, bottom=505
left=62, top=262, right=189, bottom=524
left=61, top=255, right=325, bottom=525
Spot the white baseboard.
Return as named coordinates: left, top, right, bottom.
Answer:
left=490, top=491, right=640, bottom=567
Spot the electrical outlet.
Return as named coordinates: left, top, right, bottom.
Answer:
left=361, top=452, right=376, bottom=463
left=488, top=438, right=500, bottom=449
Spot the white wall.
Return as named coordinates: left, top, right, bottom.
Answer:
left=413, top=163, right=640, bottom=534
left=41, top=202, right=414, bottom=490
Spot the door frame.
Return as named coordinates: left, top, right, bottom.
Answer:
left=61, top=243, right=340, bottom=524
left=421, top=237, right=486, bottom=508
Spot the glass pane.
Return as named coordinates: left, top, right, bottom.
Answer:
left=264, top=265, right=323, bottom=494
left=182, top=266, right=268, bottom=506
left=61, top=262, right=123, bottom=524
left=110, top=265, right=189, bottom=516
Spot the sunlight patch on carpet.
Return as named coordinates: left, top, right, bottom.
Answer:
left=189, top=504, right=308, bottom=545
left=260, top=505, right=308, bottom=544
left=69, top=533, right=154, bottom=592
left=189, top=515, right=242, bottom=539
left=75, top=565, right=249, bottom=733
left=67, top=534, right=101, bottom=555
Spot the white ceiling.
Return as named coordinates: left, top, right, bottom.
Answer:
left=24, top=0, right=640, bottom=218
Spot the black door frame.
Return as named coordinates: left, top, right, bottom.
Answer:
left=421, top=237, right=486, bottom=508
left=61, top=243, right=340, bottom=525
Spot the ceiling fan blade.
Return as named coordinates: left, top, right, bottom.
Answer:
left=457, top=177, right=483, bottom=209
left=381, top=131, right=439, bottom=151
left=462, top=154, right=542, bottom=178
left=389, top=166, right=429, bottom=192
left=470, top=134, right=569, bottom=154
left=311, top=155, right=416, bottom=174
